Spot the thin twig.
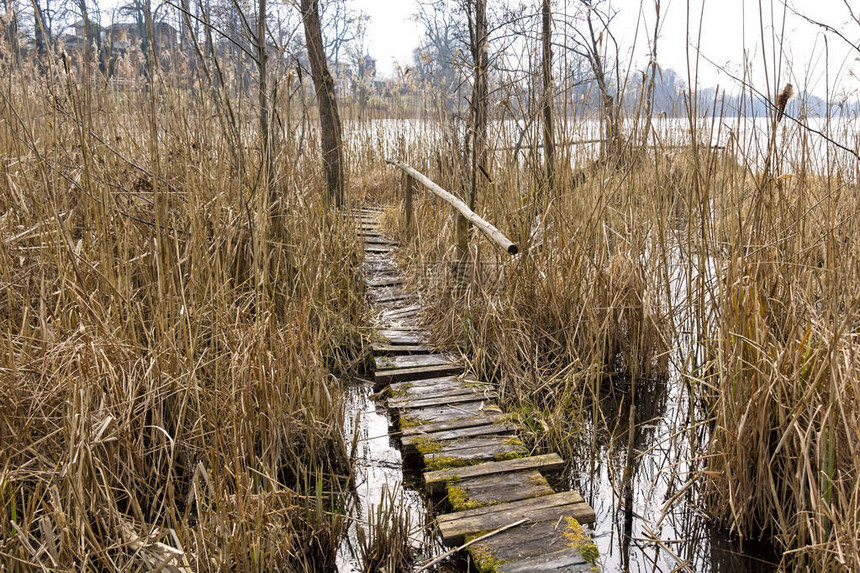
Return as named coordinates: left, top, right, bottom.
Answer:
left=414, top=518, right=529, bottom=572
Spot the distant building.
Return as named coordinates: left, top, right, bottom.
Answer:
left=62, top=19, right=179, bottom=78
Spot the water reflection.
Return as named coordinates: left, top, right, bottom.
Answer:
left=336, top=382, right=441, bottom=572
left=569, top=372, right=779, bottom=573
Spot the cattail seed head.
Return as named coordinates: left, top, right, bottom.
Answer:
left=776, top=83, right=794, bottom=122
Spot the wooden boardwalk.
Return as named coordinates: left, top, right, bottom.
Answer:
left=354, top=207, right=599, bottom=572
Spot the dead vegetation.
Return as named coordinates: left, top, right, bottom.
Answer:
left=0, top=55, right=366, bottom=570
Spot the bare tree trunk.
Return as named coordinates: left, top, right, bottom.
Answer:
left=3, top=0, right=20, bottom=64
left=461, top=0, right=487, bottom=262
left=641, top=0, right=661, bottom=146
left=29, top=0, right=46, bottom=57
left=584, top=6, right=619, bottom=157
left=541, top=0, right=554, bottom=193
left=301, top=0, right=344, bottom=209
left=257, top=0, right=272, bottom=200
left=469, top=0, right=488, bottom=211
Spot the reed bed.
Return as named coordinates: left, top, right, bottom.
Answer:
left=0, top=55, right=366, bottom=570
left=375, top=101, right=860, bottom=570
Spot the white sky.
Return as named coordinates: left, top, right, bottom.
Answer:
left=352, top=0, right=860, bottom=98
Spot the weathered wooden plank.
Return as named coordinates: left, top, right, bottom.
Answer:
left=374, top=363, right=464, bottom=386
left=391, top=380, right=495, bottom=400
left=369, top=289, right=413, bottom=304
left=389, top=375, right=473, bottom=391
left=401, top=423, right=517, bottom=454
left=436, top=491, right=595, bottom=545
left=373, top=295, right=414, bottom=306
left=421, top=436, right=527, bottom=469
left=448, top=469, right=554, bottom=508
left=366, top=277, right=403, bottom=288
left=391, top=380, right=476, bottom=399
left=365, top=245, right=393, bottom=253
left=468, top=520, right=593, bottom=572
left=375, top=354, right=455, bottom=371
left=363, top=238, right=399, bottom=246
left=371, top=343, right=430, bottom=355
left=499, top=549, right=594, bottom=573
left=377, top=334, right=425, bottom=345
left=389, top=392, right=497, bottom=411
left=401, top=413, right=502, bottom=437
left=424, top=453, right=565, bottom=494
left=380, top=305, right=422, bottom=319
left=377, top=329, right=427, bottom=345
left=399, top=401, right=498, bottom=425
left=389, top=383, right=494, bottom=405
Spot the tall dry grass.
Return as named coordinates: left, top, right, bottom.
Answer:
left=371, top=90, right=859, bottom=569
left=0, top=52, right=366, bottom=570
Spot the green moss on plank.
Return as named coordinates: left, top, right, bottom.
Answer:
left=464, top=535, right=507, bottom=573
left=447, top=485, right=486, bottom=511
left=527, top=472, right=550, bottom=487
left=413, top=437, right=442, bottom=455
left=425, top=455, right=474, bottom=471
left=399, top=416, right=419, bottom=429
left=390, top=383, right=410, bottom=398
left=493, top=450, right=526, bottom=462
left=563, top=517, right=599, bottom=565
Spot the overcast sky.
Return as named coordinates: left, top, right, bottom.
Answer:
left=350, top=0, right=860, bottom=98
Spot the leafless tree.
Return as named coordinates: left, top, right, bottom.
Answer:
left=412, top=0, right=466, bottom=99
left=300, top=0, right=344, bottom=208
left=558, top=0, right=621, bottom=157
left=541, top=0, right=554, bottom=191
left=319, top=0, right=366, bottom=72
left=464, top=0, right=488, bottom=212
left=1, top=0, right=21, bottom=61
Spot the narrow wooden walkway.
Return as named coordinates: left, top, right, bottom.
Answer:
left=354, top=206, right=599, bottom=572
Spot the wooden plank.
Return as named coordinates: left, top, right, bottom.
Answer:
left=365, top=245, right=393, bottom=253
left=377, top=329, right=427, bottom=345
left=374, top=363, right=463, bottom=386
left=366, top=277, right=403, bottom=288
left=392, top=379, right=494, bottom=397
left=389, top=378, right=481, bottom=394
left=391, top=380, right=473, bottom=398
left=468, top=521, right=593, bottom=572
left=399, top=401, right=495, bottom=424
left=422, top=436, right=527, bottom=468
left=369, top=290, right=413, bottom=304
left=448, top=469, right=554, bottom=507
left=499, top=548, right=594, bottom=573
left=372, top=295, right=413, bottom=305
left=436, top=491, right=595, bottom=545
left=363, top=238, right=399, bottom=246
left=389, top=375, right=473, bottom=392
left=375, top=354, right=457, bottom=371
left=389, top=383, right=495, bottom=405
left=380, top=305, right=422, bottom=319
left=424, top=453, right=565, bottom=494
left=401, top=423, right=517, bottom=454
left=389, top=392, right=497, bottom=411
left=371, top=343, right=430, bottom=355
left=401, top=413, right=501, bottom=437
left=368, top=286, right=407, bottom=297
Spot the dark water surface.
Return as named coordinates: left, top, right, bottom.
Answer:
left=567, top=375, right=780, bottom=573
left=336, top=382, right=444, bottom=572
